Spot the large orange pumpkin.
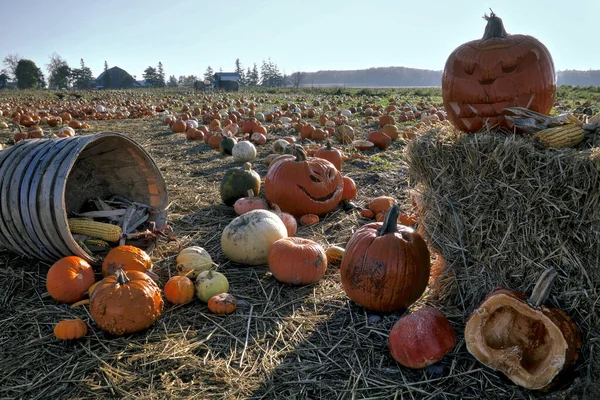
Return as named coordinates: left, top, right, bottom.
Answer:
left=46, top=256, right=96, bottom=303
left=264, top=145, right=343, bottom=217
left=102, top=245, right=152, bottom=277
left=442, top=11, right=556, bottom=132
left=90, top=269, right=164, bottom=335
left=340, top=205, right=430, bottom=312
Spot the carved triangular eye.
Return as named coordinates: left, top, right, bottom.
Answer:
left=310, top=174, right=321, bottom=183
left=502, top=65, right=517, bottom=73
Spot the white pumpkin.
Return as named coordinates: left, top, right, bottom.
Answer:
left=271, top=139, right=290, bottom=154
left=176, top=246, right=213, bottom=279
left=278, top=116, right=292, bottom=124
left=57, top=126, right=76, bottom=137
left=185, top=119, right=199, bottom=129
left=0, top=121, right=8, bottom=129
left=232, top=141, right=257, bottom=162
left=221, top=209, right=288, bottom=265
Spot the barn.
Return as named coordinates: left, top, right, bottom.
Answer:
left=95, top=67, right=140, bottom=89
left=213, top=72, right=240, bottom=91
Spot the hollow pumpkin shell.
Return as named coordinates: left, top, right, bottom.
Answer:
left=464, top=286, right=581, bottom=390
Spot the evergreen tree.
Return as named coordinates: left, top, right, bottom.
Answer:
left=167, top=75, right=178, bottom=87
left=0, top=72, right=8, bottom=89
left=71, top=59, right=94, bottom=89
left=157, top=62, right=166, bottom=87
left=247, top=63, right=259, bottom=86
left=103, top=61, right=112, bottom=89
left=15, top=59, right=40, bottom=89
left=235, top=58, right=245, bottom=86
left=36, top=67, right=46, bottom=89
left=244, top=67, right=252, bottom=87
left=203, top=66, right=214, bottom=81
left=143, top=66, right=158, bottom=87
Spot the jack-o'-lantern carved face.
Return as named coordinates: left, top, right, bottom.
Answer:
left=265, top=145, right=343, bottom=217
left=442, top=11, right=556, bottom=132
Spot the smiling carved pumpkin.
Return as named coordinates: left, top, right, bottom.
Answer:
left=442, top=11, right=556, bottom=132
left=265, top=145, right=343, bottom=217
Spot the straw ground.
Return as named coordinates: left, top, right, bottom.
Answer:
left=0, top=91, right=597, bottom=400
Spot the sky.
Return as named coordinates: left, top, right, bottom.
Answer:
left=0, top=0, right=598, bottom=81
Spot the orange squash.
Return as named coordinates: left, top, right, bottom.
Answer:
left=102, top=245, right=152, bottom=277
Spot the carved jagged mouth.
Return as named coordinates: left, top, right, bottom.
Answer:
left=298, top=185, right=338, bottom=202
left=479, top=78, right=496, bottom=85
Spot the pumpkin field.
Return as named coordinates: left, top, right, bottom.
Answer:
left=0, top=83, right=599, bottom=400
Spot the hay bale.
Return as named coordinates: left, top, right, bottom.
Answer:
left=406, top=128, right=600, bottom=397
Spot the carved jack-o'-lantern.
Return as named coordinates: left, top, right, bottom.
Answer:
left=442, top=11, right=556, bottom=132
left=265, top=145, right=343, bottom=217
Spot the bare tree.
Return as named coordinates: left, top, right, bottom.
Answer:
left=45, top=53, right=66, bottom=76
left=291, top=71, right=306, bottom=88
left=3, top=53, right=22, bottom=79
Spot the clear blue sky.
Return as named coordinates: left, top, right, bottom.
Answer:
left=1, top=0, right=597, bottom=80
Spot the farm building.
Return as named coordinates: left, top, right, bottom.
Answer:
left=213, top=72, right=240, bottom=91
left=95, top=67, right=140, bottom=89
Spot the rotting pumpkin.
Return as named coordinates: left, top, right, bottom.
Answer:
left=464, top=268, right=581, bottom=391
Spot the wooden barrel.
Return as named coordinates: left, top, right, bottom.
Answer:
left=0, top=132, right=168, bottom=264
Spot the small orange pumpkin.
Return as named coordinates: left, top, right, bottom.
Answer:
left=314, top=140, right=343, bottom=171
left=270, top=204, right=297, bottom=237
left=341, top=176, right=357, bottom=201
left=102, top=245, right=152, bottom=277
left=367, top=131, right=392, bottom=150
left=46, top=256, right=96, bottom=303
left=299, top=214, right=319, bottom=226
left=54, top=318, right=88, bottom=340
left=163, top=276, right=195, bottom=304
left=207, top=293, right=238, bottom=314
left=369, top=196, right=397, bottom=215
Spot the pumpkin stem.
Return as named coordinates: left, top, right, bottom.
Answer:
left=115, top=269, right=130, bottom=285
left=377, top=204, right=400, bottom=236
left=529, top=268, right=558, bottom=307
left=243, top=162, right=252, bottom=171
left=292, top=144, right=308, bottom=162
left=325, top=139, right=333, bottom=150
left=247, top=189, right=255, bottom=198
left=482, top=9, right=508, bottom=40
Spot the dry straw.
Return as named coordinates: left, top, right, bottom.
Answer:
left=406, top=126, right=600, bottom=398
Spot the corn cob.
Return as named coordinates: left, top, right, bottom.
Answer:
left=84, top=239, right=110, bottom=247
left=534, top=124, right=584, bottom=148
left=68, top=219, right=122, bottom=242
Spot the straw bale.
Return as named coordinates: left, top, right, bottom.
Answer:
left=406, top=127, right=600, bottom=398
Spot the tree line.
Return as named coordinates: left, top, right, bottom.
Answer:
left=1, top=53, right=307, bottom=90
